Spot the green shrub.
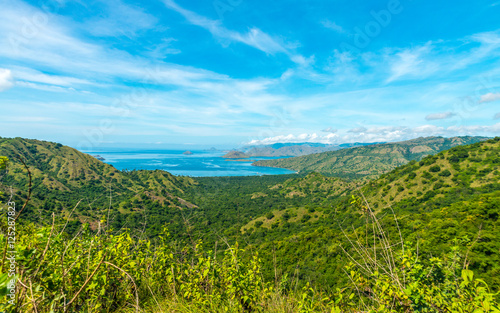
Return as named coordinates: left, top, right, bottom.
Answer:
left=439, top=169, right=452, bottom=177
left=429, top=165, right=441, bottom=172
left=301, top=214, right=311, bottom=223
left=422, top=171, right=433, bottom=179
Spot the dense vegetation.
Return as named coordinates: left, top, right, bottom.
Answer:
left=0, top=136, right=499, bottom=312
left=253, top=136, right=487, bottom=179
left=239, top=142, right=382, bottom=157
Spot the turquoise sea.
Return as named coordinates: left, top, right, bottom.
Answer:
left=84, top=149, right=295, bottom=177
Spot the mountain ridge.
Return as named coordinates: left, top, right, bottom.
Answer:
left=252, top=136, right=489, bottom=179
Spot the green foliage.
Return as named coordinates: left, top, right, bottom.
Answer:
left=429, top=165, right=441, bottom=172
left=0, top=221, right=275, bottom=312
left=0, top=156, right=7, bottom=170
left=339, top=246, right=500, bottom=312
left=0, top=156, right=7, bottom=201
left=1, top=137, right=500, bottom=312
left=438, top=169, right=451, bottom=177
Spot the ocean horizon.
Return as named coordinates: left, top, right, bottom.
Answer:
left=81, top=148, right=295, bottom=177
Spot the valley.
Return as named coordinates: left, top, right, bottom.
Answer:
left=1, top=136, right=499, bottom=311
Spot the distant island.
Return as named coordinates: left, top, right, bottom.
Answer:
left=225, top=158, right=256, bottom=162
left=222, top=150, right=249, bottom=158
left=183, top=151, right=193, bottom=155
left=93, top=155, right=106, bottom=161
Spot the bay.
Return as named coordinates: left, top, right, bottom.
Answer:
left=84, top=149, right=295, bottom=177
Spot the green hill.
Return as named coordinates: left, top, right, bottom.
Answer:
left=238, top=137, right=500, bottom=290
left=362, top=137, right=500, bottom=210
left=252, top=136, right=488, bottom=179
left=0, top=137, right=197, bottom=234
left=1, top=137, right=499, bottom=311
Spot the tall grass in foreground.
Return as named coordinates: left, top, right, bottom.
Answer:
left=1, top=199, right=498, bottom=312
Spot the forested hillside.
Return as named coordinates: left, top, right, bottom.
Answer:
left=238, top=137, right=500, bottom=291
left=0, top=137, right=197, bottom=235
left=0, top=136, right=499, bottom=312
left=253, top=136, right=488, bottom=178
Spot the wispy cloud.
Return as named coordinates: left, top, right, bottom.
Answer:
left=0, top=68, right=14, bottom=91
left=386, top=44, right=437, bottom=82
left=0, top=0, right=499, bottom=146
left=321, top=20, right=346, bottom=34
left=12, top=66, right=96, bottom=87
left=144, top=38, right=181, bottom=59
left=321, top=127, right=338, bottom=133
left=425, top=112, right=456, bottom=121
left=160, top=0, right=310, bottom=65
left=84, top=0, right=158, bottom=38
left=348, top=127, right=368, bottom=133
left=495, top=112, right=500, bottom=119
left=162, top=0, right=286, bottom=54
left=479, top=92, right=500, bottom=103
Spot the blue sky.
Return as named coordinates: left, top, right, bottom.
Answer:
left=0, top=0, right=499, bottom=149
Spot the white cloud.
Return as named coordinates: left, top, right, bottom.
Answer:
left=12, top=67, right=95, bottom=87
left=145, top=38, right=181, bottom=59
left=161, top=0, right=308, bottom=64
left=0, top=68, right=13, bottom=91
left=348, top=126, right=368, bottom=133
left=84, top=0, right=157, bottom=38
left=321, top=20, right=346, bottom=34
left=479, top=92, right=500, bottom=103
left=162, top=0, right=286, bottom=54
left=247, top=123, right=500, bottom=146
left=413, top=125, right=444, bottom=133
left=386, top=44, right=437, bottom=82
left=425, top=112, right=456, bottom=121
left=452, top=32, right=500, bottom=70
left=322, top=127, right=338, bottom=133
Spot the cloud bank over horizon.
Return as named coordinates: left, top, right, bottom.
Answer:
left=246, top=123, right=500, bottom=146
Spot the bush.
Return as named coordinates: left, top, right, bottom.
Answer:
left=339, top=197, right=500, bottom=313
left=429, top=165, right=441, bottom=172
left=300, top=214, right=311, bottom=223
left=422, top=171, right=433, bottom=179
left=439, top=169, right=452, bottom=177
left=282, top=211, right=290, bottom=221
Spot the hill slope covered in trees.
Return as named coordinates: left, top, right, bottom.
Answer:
left=252, top=136, right=488, bottom=179
left=0, top=137, right=197, bottom=235
left=1, top=136, right=499, bottom=312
